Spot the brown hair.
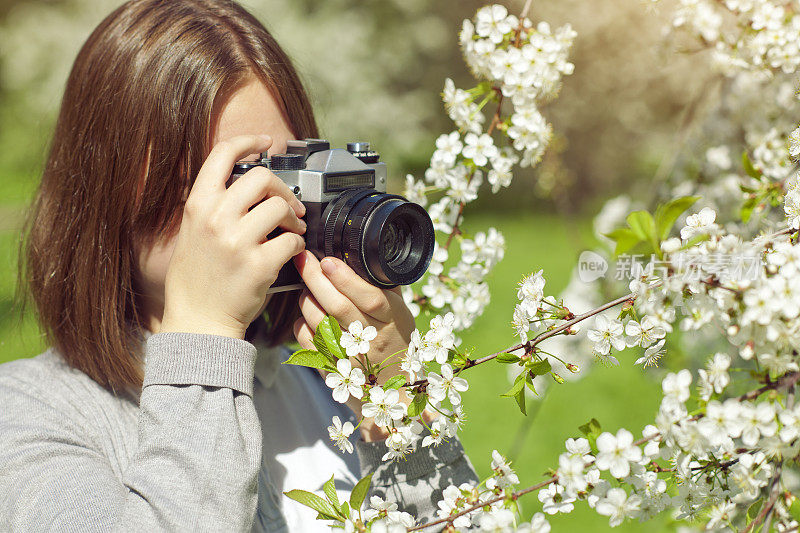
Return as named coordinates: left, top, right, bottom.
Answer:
left=15, top=0, right=316, bottom=393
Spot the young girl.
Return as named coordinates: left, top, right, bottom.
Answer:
left=0, top=0, right=477, bottom=531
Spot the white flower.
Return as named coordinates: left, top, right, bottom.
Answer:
left=789, top=126, right=800, bottom=158
left=426, top=364, right=469, bottom=405
left=595, top=487, right=641, bottom=527
left=420, top=313, right=457, bottom=364
left=557, top=453, right=587, bottom=495
left=624, top=316, right=667, bottom=348
left=487, top=449, right=519, bottom=489
left=595, top=429, right=642, bottom=479
left=705, top=352, right=731, bottom=394
left=565, top=437, right=594, bottom=461
left=462, top=132, right=499, bottom=167
left=401, top=330, right=424, bottom=381
left=517, top=269, right=546, bottom=318
left=324, top=358, right=366, bottom=403
left=517, top=513, right=550, bottom=533
left=587, top=315, right=626, bottom=355
left=362, top=386, right=407, bottom=428
left=327, top=415, right=354, bottom=454
left=421, top=276, right=453, bottom=309
left=779, top=404, right=800, bottom=443
left=740, top=401, right=777, bottom=447
left=680, top=207, right=719, bottom=240
left=475, top=4, right=517, bottom=44
left=436, top=484, right=475, bottom=528
left=422, top=417, right=447, bottom=447
left=434, top=131, right=463, bottom=166
left=538, top=483, right=575, bottom=514
left=662, top=369, right=692, bottom=407
left=635, top=339, right=666, bottom=368
left=339, top=320, right=377, bottom=357
left=403, top=174, right=427, bottom=207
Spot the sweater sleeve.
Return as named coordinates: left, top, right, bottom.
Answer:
left=0, top=332, right=262, bottom=532
left=355, top=427, right=479, bottom=531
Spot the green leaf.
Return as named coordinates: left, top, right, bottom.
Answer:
left=313, top=315, right=347, bottom=360
left=526, top=358, right=552, bottom=376
left=578, top=418, right=602, bottom=445
left=626, top=210, right=658, bottom=252
left=496, top=353, right=521, bottom=364
left=524, top=371, right=537, bottom=394
left=340, top=501, right=350, bottom=520
left=746, top=497, right=764, bottom=524
left=654, top=196, right=700, bottom=240
left=383, top=375, right=407, bottom=390
left=406, top=392, right=428, bottom=417
left=349, top=473, right=373, bottom=511
left=681, top=233, right=710, bottom=250
left=604, top=228, right=642, bottom=256
left=513, top=386, right=526, bottom=415
left=283, top=349, right=335, bottom=371
left=741, top=195, right=759, bottom=223
left=323, top=475, right=339, bottom=507
left=501, top=373, right=527, bottom=415
left=501, top=374, right=526, bottom=398
left=284, top=489, right=341, bottom=519
left=742, top=151, right=761, bottom=180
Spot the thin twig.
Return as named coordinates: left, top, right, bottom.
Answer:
left=738, top=372, right=800, bottom=402
left=407, top=475, right=558, bottom=532
left=403, top=292, right=635, bottom=389
left=743, top=465, right=782, bottom=533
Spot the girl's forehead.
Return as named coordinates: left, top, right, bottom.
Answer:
left=211, top=78, right=293, bottom=151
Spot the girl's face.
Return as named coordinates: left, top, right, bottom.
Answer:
left=135, top=77, right=295, bottom=334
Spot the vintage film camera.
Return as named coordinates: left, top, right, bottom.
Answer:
left=227, top=139, right=435, bottom=293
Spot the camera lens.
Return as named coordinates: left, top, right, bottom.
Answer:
left=322, top=189, right=435, bottom=287
left=381, top=219, right=412, bottom=267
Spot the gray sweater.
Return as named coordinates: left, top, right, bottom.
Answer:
left=0, top=330, right=478, bottom=532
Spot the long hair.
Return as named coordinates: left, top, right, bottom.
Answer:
left=15, top=0, right=316, bottom=393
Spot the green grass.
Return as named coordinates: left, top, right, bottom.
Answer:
left=0, top=208, right=670, bottom=530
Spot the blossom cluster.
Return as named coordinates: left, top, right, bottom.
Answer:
left=669, top=0, right=800, bottom=75
left=402, top=3, right=575, bottom=336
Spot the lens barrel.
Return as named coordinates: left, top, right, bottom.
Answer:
left=322, top=189, right=435, bottom=287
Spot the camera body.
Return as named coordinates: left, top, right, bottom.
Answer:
left=228, top=139, right=435, bottom=294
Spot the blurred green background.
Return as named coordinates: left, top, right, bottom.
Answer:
left=0, top=0, right=702, bottom=530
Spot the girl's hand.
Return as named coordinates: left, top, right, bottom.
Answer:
left=292, top=251, right=417, bottom=439
left=161, top=134, right=307, bottom=339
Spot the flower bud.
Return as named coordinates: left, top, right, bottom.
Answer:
left=552, top=373, right=565, bottom=384
left=566, top=363, right=580, bottom=373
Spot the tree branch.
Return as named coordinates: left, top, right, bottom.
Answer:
left=403, top=292, right=635, bottom=389
left=407, top=475, right=558, bottom=532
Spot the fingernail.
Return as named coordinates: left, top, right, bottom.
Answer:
left=321, top=257, right=337, bottom=275
left=299, top=220, right=307, bottom=233
left=296, top=201, right=306, bottom=217
left=258, top=134, right=272, bottom=142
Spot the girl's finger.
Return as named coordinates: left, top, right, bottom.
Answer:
left=292, top=251, right=366, bottom=326
left=257, top=232, right=306, bottom=274
left=293, top=317, right=315, bottom=351
left=225, top=165, right=305, bottom=218
left=298, top=288, right=326, bottom=331
left=191, top=134, right=273, bottom=198
left=317, top=256, right=393, bottom=323
left=241, top=196, right=306, bottom=243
